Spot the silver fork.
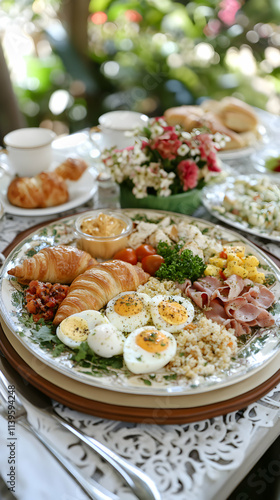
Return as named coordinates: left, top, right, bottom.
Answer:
left=0, top=380, right=119, bottom=500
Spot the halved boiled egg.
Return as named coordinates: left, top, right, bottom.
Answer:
left=150, top=295, right=194, bottom=333
left=105, top=292, right=151, bottom=333
left=87, top=323, right=126, bottom=358
left=123, top=326, right=176, bottom=374
left=56, top=310, right=109, bottom=349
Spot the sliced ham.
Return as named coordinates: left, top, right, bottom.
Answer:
left=244, top=285, right=275, bottom=309
left=187, top=288, right=211, bottom=308
left=246, top=309, right=275, bottom=328
left=224, top=319, right=251, bottom=336
left=175, top=279, right=192, bottom=294
left=224, top=297, right=248, bottom=318
left=204, top=299, right=228, bottom=322
left=233, top=303, right=262, bottom=323
left=186, top=276, right=223, bottom=308
left=212, top=274, right=245, bottom=302
left=193, top=276, right=223, bottom=294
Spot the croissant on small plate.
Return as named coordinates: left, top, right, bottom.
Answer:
left=53, top=260, right=150, bottom=325
left=7, top=172, right=69, bottom=209
left=54, top=157, right=88, bottom=181
left=8, top=246, right=96, bottom=285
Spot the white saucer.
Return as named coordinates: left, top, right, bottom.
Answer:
left=0, top=151, right=97, bottom=217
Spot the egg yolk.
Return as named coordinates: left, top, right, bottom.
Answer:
left=60, top=317, right=90, bottom=341
left=158, top=300, right=188, bottom=325
left=136, top=329, right=169, bottom=353
left=114, top=294, right=143, bottom=316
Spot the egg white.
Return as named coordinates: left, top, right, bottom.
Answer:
left=87, top=323, right=126, bottom=358
left=56, top=310, right=109, bottom=349
left=123, top=326, right=176, bottom=374
left=150, top=295, right=194, bottom=333
left=105, top=291, right=151, bottom=333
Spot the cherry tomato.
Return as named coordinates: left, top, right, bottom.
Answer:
left=135, top=244, right=157, bottom=261
left=141, top=254, right=165, bottom=275
left=113, top=248, right=137, bottom=265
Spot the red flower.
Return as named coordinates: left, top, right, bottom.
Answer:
left=151, top=131, right=182, bottom=160
left=177, top=160, right=199, bottom=191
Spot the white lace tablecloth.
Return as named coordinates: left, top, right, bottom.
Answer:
left=1, top=130, right=280, bottom=500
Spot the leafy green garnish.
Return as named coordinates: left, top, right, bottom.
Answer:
left=270, top=302, right=280, bottom=316
left=163, top=373, right=177, bottom=381
left=140, top=378, right=152, bottom=386
left=71, top=342, right=123, bottom=375
left=155, top=241, right=206, bottom=283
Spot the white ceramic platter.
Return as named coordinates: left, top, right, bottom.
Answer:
left=0, top=209, right=280, bottom=395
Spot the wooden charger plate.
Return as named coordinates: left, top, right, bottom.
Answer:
left=1, top=220, right=280, bottom=425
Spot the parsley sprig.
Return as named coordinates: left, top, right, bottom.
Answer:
left=155, top=241, right=206, bottom=283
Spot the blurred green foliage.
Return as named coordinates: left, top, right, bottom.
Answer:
left=1, top=0, right=280, bottom=132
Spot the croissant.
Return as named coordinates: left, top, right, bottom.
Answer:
left=53, top=260, right=150, bottom=325
left=8, top=246, right=96, bottom=285
left=54, top=157, right=88, bottom=181
left=7, top=172, right=69, bottom=208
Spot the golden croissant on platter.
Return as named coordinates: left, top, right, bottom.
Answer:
left=53, top=260, right=150, bottom=325
left=8, top=246, right=96, bottom=284
left=7, top=172, right=69, bottom=209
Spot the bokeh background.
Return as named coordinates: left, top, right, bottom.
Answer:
left=1, top=0, right=280, bottom=142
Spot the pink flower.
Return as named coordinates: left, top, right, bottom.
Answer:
left=177, top=160, right=199, bottom=191
left=207, top=151, right=221, bottom=172
left=151, top=132, right=182, bottom=160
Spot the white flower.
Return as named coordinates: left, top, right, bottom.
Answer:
left=181, top=131, right=192, bottom=139
left=177, top=144, right=190, bottom=156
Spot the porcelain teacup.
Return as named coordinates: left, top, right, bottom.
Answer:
left=1, top=127, right=57, bottom=177
left=91, top=111, right=149, bottom=151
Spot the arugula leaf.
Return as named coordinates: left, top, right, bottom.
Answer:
left=31, top=325, right=56, bottom=343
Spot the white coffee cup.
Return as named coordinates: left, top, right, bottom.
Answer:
left=91, top=111, right=149, bottom=151
left=1, top=127, right=57, bottom=177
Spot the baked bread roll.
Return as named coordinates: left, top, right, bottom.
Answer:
left=202, top=97, right=258, bottom=132
left=7, top=172, right=69, bottom=208
left=55, top=157, right=88, bottom=181
left=8, top=246, right=96, bottom=285
left=164, top=105, right=203, bottom=129
left=164, top=104, right=245, bottom=150
left=53, top=260, right=150, bottom=325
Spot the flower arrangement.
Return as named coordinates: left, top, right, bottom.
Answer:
left=101, top=117, right=227, bottom=199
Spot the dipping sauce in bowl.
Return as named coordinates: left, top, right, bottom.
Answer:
left=75, top=210, right=133, bottom=259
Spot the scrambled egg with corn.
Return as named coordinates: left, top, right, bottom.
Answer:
left=204, top=245, right=265, bottom=283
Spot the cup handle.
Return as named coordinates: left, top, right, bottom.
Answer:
left=89, top=126, right=103, bottom=153
left=0, top=148, right=12, bottom=177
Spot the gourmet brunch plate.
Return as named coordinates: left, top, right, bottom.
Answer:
left=0, top=209, right=280, bottom=396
